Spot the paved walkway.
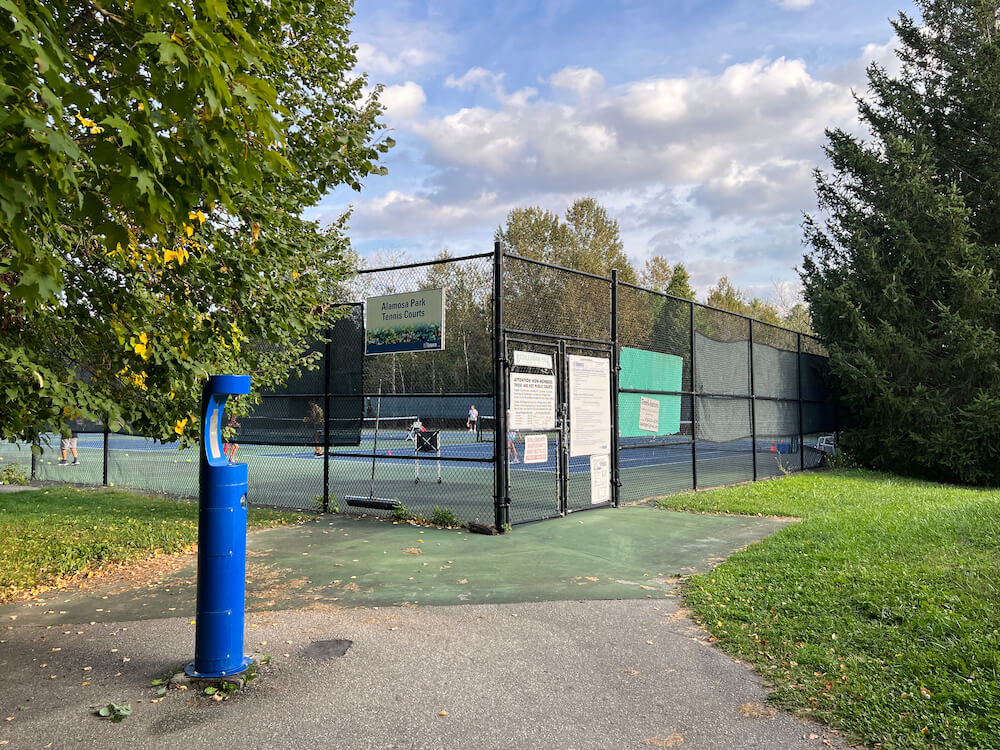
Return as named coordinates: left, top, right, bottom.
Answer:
left=0, top=508, right=853, bottom=749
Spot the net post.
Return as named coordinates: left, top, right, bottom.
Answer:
left=834, top=387, right=840, bottom=446
left=493, top=241, right=510, bottom=531
left=103, top=420, right=109, bottom=486
left=797, top=332, right=804, bottom=471
left=610, top=269, right=621, bottom=508
left=690, top=301, right=698, bottom=490
left=322, top=330, right=332, bottom=513
left=749, top=319, right=757, bottom=482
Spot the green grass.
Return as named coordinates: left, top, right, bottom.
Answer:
left=0, top=486, right=308, bottom=603
left=655, top=469, right=1000, bottom=749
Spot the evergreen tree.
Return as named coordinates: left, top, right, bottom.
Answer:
left=641, top=257, right=695, bottom=300
left=665, top=263, right=695, bottom=301
left=801, top=0, right=1000, bottom=484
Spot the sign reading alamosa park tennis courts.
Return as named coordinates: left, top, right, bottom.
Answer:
left=365, top=289, right=446, bottom=355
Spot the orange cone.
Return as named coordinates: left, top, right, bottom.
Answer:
left=770, top=440, right=777, bottom=452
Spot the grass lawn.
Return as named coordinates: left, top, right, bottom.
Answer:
left=656, top=469, right=1000, bottom=749
left=0, top=486, right=308, bottom=603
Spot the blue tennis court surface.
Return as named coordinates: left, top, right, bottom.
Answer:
left=69, top=430, right=792, bottom=473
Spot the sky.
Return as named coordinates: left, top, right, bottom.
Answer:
left=309, top=0, right=920, bottom=305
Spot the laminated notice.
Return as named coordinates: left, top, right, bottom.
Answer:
left=523, top=434, right=548, bottom=464
left=638, top=396, right=660, bottom=433
left=590, top=454, right=610, bottom=504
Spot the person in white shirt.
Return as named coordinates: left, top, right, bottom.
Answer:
left=467, top=404, right=479, bottom=433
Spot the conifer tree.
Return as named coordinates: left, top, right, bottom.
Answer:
left=802, top=0, right=1000, bottom=483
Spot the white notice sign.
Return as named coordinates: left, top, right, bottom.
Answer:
left=509, top=373, right=556, bottom=431
left=523, top=434, right=548, bottom=464
left=638, top=396, right=660, bottom=433
left=513, top=350, right=553, bottom=370
left=590, top=454, right=610, bottom=504
left=568, top=355, right=611, bottom=457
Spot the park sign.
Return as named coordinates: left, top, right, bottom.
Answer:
left=365, top=288, right=446, bottom=355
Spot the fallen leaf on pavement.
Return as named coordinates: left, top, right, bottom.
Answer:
left=738, top=702, right=776, bottom=719
left=644, top=735, right=683, bottom=747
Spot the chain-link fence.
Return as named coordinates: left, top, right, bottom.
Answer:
left=16, top=245, right=836, bottom=530
left=495, top=248, right=839, bottom=526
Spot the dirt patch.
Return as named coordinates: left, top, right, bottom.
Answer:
left=738, top=702, right=777, bottom=719
left=8, top=548, right=198, bottom=605
left=246, top=560, right=309, bottom=603
left=644, top=734, right=684, bottom=747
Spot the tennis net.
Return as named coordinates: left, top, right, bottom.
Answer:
left=361, top=416, right=420, bottom=442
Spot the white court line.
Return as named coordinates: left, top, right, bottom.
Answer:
left=511, top=450, right=754, bottom=473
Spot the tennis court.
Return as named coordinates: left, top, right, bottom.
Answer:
left=3, top=416, right=806, bottom=528
left=7, top=248, right=837, bottom=529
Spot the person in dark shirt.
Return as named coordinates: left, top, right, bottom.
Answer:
left=305, top=401, right=324, bottom=457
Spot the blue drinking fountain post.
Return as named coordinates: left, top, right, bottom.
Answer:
left=186, top=374, right=253, bottom=678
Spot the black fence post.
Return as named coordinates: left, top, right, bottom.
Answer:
left=558, top=339, right=569, bottom=515
left=30, top=440, right=37, bottom=481
left=610, top=269, right=621, bottom=507
left=797, top=333, right=805, bottom=471
left=322, top=331, right=332, bottom=513
left=493, top=241, right=510, bottom=530
left=690, top=301, right=697, bottom=490
left=103, top=421, right=110, bottom=486
left=749, top=320, right=757, bottom=482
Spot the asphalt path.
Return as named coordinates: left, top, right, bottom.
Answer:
left=0, top=599, right=853, bottom=750
left=0, top=507, right=855, bottom=749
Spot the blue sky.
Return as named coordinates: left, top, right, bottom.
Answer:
left=311, top=0, right=918, bottom=304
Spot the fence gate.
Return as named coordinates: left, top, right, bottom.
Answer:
left=505, top=336, right=562, bottom=523
left=563, top=342, right=614, bottom=514
left=504, top=336, right=615, bottom=524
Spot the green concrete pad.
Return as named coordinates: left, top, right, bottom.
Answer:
left=1, top=507, right=792, bottom=625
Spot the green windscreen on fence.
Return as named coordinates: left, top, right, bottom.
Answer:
left=618, top=347, right=682, bottom=437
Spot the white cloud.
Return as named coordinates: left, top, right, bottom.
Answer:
left=622, top=78, right=689, bottom=123
left=828, top=36, right=902, bottom=87
left=413, top=56, right=855, bottom=211
left=337, top=40, right=904, bottom=298
left=550, top=67, right=605, bottom=100
left=445, top=67, right=539, bottom=106
left=356, top=43, right=437, bottom=76
left=380, top=82, right=426, bottom=121
left=446, top=67, right=504, bottom=91
left=776, top=0, right=815, bottom=9
left=352, top=19, right=451, bottom=79
left=346, top=190, right=509, bottom=237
